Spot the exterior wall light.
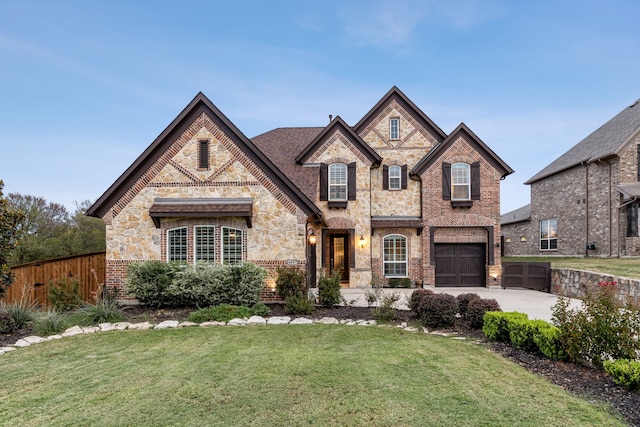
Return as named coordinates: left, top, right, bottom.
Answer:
left=359, top=235, right=366, bottom=249
left=308, top=231, right=317, bottom=245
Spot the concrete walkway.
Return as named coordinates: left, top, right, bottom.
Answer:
left=338, top=287, right=583, bottom=322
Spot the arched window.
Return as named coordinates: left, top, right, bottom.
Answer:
left=222, top=227, right=243, bottom=265
left=451, top=163, right=470, bottom=200
left=388, top=165, right=401, bottom=190
left=383, top=234, right=407, bottom=277
left=329, top=163, right=348, bottom=201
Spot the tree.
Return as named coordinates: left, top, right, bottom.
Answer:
left=0, top=180, right=24, bottom=296
left=7, top=194, right=105, bottom=265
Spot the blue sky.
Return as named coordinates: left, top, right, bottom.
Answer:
left=1, top=0, right=639, bottom=214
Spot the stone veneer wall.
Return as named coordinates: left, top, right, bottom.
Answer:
left=552, top=268, right=640, bottom=307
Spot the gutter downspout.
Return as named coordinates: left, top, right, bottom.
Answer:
left=585, top=162, right=589, bottom=257
left=609, top=161, right=613, bottom=257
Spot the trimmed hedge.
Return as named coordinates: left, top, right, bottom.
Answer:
left=603, top=359, right=640, bottom=392
left=482, top=311, right=528, bottom=342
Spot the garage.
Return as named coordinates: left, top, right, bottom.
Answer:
left=434, top=243, right=486, bottom=287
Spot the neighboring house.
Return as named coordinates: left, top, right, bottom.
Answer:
left=87, top=87, right=513, bottom=300
left=502, top=99, right=640, bottom=257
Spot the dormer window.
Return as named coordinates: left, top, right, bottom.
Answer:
left=390, top=118, right=400, bottom=140
left=329, top=163, right=348, bottom=201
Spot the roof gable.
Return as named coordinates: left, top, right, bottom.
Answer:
left=87, top=92, right=321, bottom=219
left=410, top=122, right=514, bottom=178
left=353, top=86, right=447, bottom=142
left=526, top=99, right=640, bottom=184
left=295, top=116, right=382, bottom=165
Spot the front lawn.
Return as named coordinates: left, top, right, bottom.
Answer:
left=0, top=326, right=625, bottom=426
left=503, top=256, right=640, bottom=279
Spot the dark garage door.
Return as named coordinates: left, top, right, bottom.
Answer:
left=435, top=244, right=486, bottom=287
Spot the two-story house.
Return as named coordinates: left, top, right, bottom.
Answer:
left=87, top=87, right=513, bottom=300
left=501, top=98, right=640, bottom=257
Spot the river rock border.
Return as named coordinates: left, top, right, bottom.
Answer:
left=1, top=316, right=461, bottom=356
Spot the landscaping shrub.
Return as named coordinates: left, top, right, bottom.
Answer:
left=275, top=266, right=306, bottom=299
left=552, top=282, right=640, bottom=367
left=250, top=302, right=271, bottom=317
left=188, top=304, right=252, bottom=323
left=0, top=300, right=35, bottom=329
left=48, top=277, right=83, bottom=311
left=72, top=299, right=125, bottom=325
left=417, top=293, right=458, bottom=328
left=463, top=298, right=501, bottom=329
left=532, top=322, right=566, bottom=361
left=509, top=318, right=548, bottom=353
left=126, top=261, right=179, bottom=307
left=372, top=292, right=400, bottom=323
left=284, top=294, right=315, bottom=315
left=33, top=311, right=69, bottom=336
left=483, top=311, right=528, bottom=342
left=0, top=311, right=17, bottom=334
left=387, top=278, right=411, bottom=288
left=603, top=359, right=640, bottom=392
left=408, top=289, right=434, bottom=313
left=318, top=270, right=341, bottom=307
left=456, top=293, right=481, bottom=317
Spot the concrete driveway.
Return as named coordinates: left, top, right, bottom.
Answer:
left=339, top=287, right=583, bottom=322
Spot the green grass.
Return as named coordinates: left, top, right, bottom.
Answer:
left=503, top=256, right=640, bottom=279
left=0, top=326, right=626, bottom=426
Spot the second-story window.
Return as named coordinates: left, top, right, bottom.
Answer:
left=390, top=118, right=400, bottom=140
left=389, top=165, right=401, bottom=190
left=329, top=163, right=348, bottom=201
left=451, top=163, right=471, bottom=200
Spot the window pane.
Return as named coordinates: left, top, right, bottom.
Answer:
left=451, top=163, right=470, bottom=200
left=222, top=227, right=243, bottom=266
left=389, top=166, right=401, bottom=190
left=195, top=226, right=215, bottom=262
left=383, top=235, right=407, bottom=277
left=390, top=118, right=399, bottom=140
left=329, top=164, right=347, bottom=201
left=168, top=227, right=188, bottom=262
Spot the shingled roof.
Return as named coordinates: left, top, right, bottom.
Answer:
left=526, top=99, right=640, bottom=184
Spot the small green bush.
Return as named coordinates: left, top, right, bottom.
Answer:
left=483, top=311, right=528, bottom=342
left=0, top=311, right=17, bottom=334
left=188, top=304, right=252, bottom=323
left=532, top=322, right=566, bottom=361
left=126, top=261, right=179, bottom=307
left=408, top=289, right=434, bottom=313
left=509, top=318, right=546, bottom=353
left=48, top=277, right=83, bottom=312
left=417, top=293, right=458, bottom=328
left=387, top=278, right=411, bottom=288
left=456, top=293, right=481, bottom=316
left=464, top=298, right=501, bottom=329
left=276, top=267, right=306, bottom=299
left=603, top=359, right=640, bottom=392
left=372, top=292, right=400, bottom=323
left=72, top=299, right=125, bottom=325
left=33, top=311, right=69, bottom=336
left=318, top=270, right=342, bottom=307
left=284, top=294, right=315, bottom=315
left=250, top=302, right=271, bottom=317
left=552, top=283, right=640, bottom=367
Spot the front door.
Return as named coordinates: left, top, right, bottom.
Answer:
left=330, top=234, right=349, bottom=283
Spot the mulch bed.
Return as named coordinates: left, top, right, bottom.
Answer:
left=2, top=304, right=639, bottom=426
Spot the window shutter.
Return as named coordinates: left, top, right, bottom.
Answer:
left=471, top=162, right=481, bottom=200
left=442, top=162, right=451, bottom=200
left=383, top=165, right=389, bottom=190
left=347, top=162, right=357, bottom=200
left=401, top=164, right=408, bottom=189
left=319, top=163, right=328, bottom=201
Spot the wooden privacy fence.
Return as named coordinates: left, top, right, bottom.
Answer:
left=3, top=251, right=106, bottom=308
left=501, top=262, right=551, bottom=292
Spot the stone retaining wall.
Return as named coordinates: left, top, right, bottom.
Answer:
left=552, top=268, right=640, bottom=306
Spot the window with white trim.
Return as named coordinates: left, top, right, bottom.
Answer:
left=540, top=218, right=557, bottom=250
left=390, top=118, right=400, bottom=140
left=383, top=234, right=407, bottom=277
left=222, top=227, right=243, bottom=265
left=389, top=165, right=401, bottom=190
left=451, top=163, right=470, bottom=200
left=194, top=226, right=215, bottom=262
left=329, top=163, right=347, bottom=201
left=167, top=227, right=188, bottom=262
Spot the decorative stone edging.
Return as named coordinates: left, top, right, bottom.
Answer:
left=0, top=316, right=459, bottom=356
